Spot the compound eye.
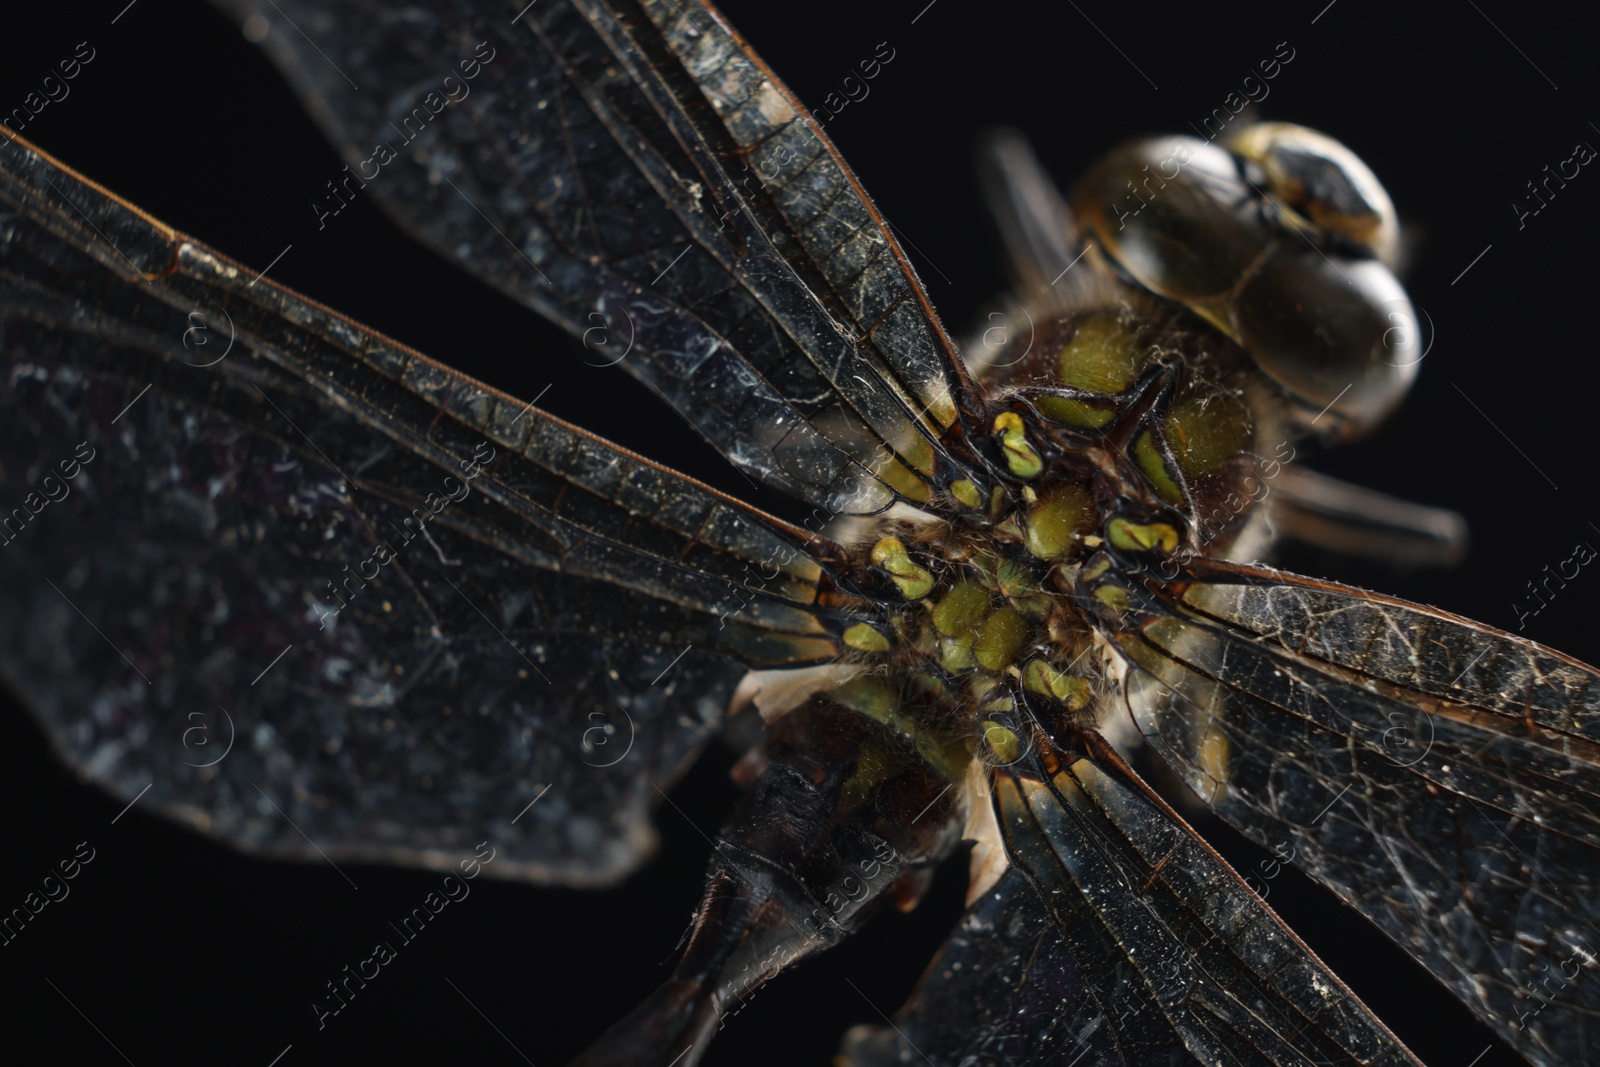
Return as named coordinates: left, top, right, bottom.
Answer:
left=1226, top=122, right=1399, bottom=267
left=1069, top=127, right=1416, bottom=440
left=1231, top=254, right=1420, bottom=436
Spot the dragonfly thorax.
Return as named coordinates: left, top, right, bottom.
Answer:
left=836, top=513, right=1102, bottom=760
left=832, top=293, right=1282, bottom=755
left=976, top=296, right=1279, bottom=558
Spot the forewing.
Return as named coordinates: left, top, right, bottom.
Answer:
left=209, top=0, right=980, bottom=514
left=1109, top=557, right=1600, bottom=1067
left=0, top=128, right=837, bottom=885
left=839, top=864, right=1126, bottom=1067
left=841, top=758, right=1421, bottom=1066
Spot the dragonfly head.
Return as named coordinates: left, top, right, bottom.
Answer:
left=1069, top=122, right=1418, bottom=441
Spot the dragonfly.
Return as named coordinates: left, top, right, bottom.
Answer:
left=0, top=2, right=1593, bottom=1067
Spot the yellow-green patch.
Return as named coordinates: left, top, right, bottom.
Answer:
left=950, top=479, right=983, bottom=509
left=871, top=536, right=934, bottom=600
left=983, top=720, right=1022, bottom=764
left=1133, top=431, right=1182, bottom=504
left=900, top=432, right=936, bottom=476
left=1164, top=393, right=1250, bottom=476
left=1058, top=313, right=1145, bottom=394
left=1094, top=584, right=1131, bottom=613
left=1107, top=518, right=1180, bottom=554
left=1038, top=394, right=1116, bottom=429
left=1025, top=486, right=1090, bottom=560
left=1198, top=724, right=1230, bottom=788
left=993, top=411, right=1043, bottom=479
left=877, top=456, right=932, bottom=502
left=1023, top=660, right=1091, bottom=711
left=932, top=581, right=991, bottom=638
left=975, top=607, right=1029, bottom=672
left=843, top=622, right=891, bottom=652
left=1146, top=616, right=1186, bottom=648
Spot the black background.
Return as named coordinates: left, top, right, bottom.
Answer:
left=2, top=2, right=1597, bottom=1065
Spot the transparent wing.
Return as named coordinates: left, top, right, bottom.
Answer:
left=839, top=865, right=1127, bottom=1067
left=842, top=754, right=1422, bottom=1066
left=0, top=127, right=838, bottom=885
left=210, top=0, right=984, bottom=514
left=1104, top=556, right=1600, bottom=1067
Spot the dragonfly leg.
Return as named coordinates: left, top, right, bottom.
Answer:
left=1265, top=463, right=1468, bottom=567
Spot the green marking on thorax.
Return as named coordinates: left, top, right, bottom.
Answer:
left=1133, top=431, right=1183, bottom=504
left=1023, top=659, right=1091, bottom=711
left=932, top=581, right=991, bottom=638
left=1058, top=312, right=1146, bottom=394
left=1026, top=486, right=1090, bottom=560
left=843, top=622, right=891, bottom=653
left=993, top=411, right=1043, bottom=478
left=975, top=608, right=1028, bottom=672
left=871, top=536, right=934, bottom=600
left=982, top=720, right=1021, bottom=764
left=1164, top=393, right=1250, bottom=476
left=950, top=479, right=983, bottom=509
left=1107, top=517, right=1180, bottom=554
left=1038, top=394, right=1117, bottom=429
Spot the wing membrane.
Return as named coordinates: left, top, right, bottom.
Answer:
left=843, top=756, right=1421, bottom=1066
left=1112, top=557, right=1600, bottom=1067
left=839, top=866, right=1122, bottom=1067
left=209, top=0, right=982, bottom=513
left=0, top=127, right=836, bottom=884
